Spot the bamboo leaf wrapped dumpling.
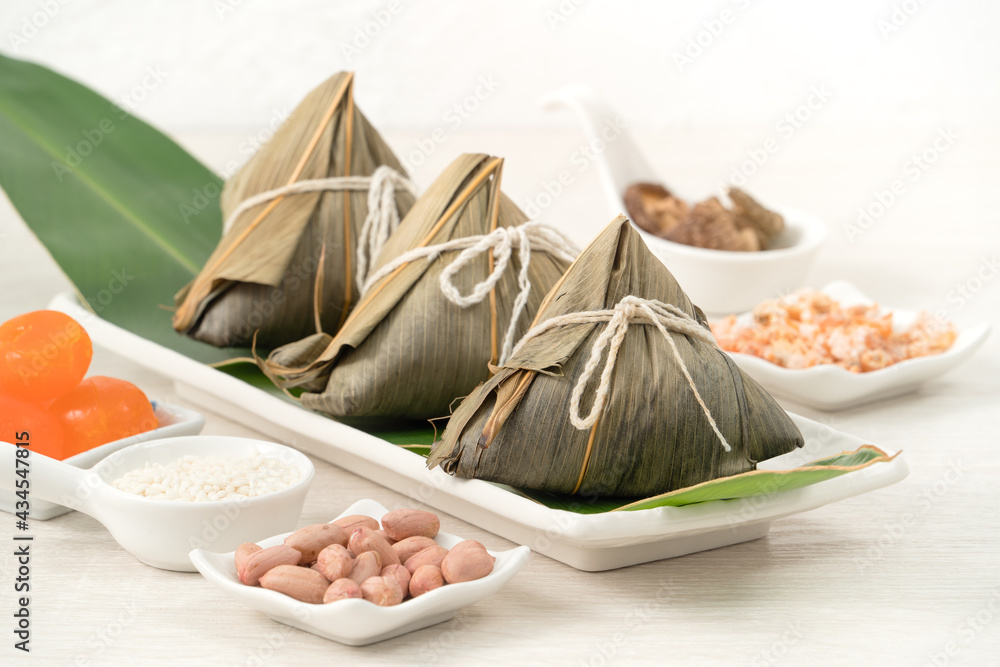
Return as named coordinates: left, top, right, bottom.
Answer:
left=427, top=216, right=804, bottom=497
left=173, top=72, right=416, bottom=348
left=263, top=153, right=576, bottom=419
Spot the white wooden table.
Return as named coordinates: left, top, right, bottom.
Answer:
left=2, top=128, right=998, bottom=666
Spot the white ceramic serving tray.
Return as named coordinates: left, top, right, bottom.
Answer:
left=0, top=401, right=205, bottom=520
left=717, top=280, right=991, bottom=411
left=51, top=292, right=908, bottom=571
left=190, top=498, right=530, bottom=646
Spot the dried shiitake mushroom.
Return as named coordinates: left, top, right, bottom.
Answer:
left=729, top=187, right=784, bottom=250
left=625, top=181, right=785, bottom=252
left=624, top=183, right=689, bottom=236
left=663, top=198, right=760, bottom=252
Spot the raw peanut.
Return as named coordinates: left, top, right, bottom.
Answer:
left=316, top=544, right=354, bottom=582
left=381, top=509, right=440, bottom=541
left=441, top=540, right=495, bottom=584
left=409, top=564, right=445, bottom=598
left=360, top=576, right=405, bottom=607
left=260, top=564, right=329, bottom=604
left=448, top=539, right=492, bottom=557
left=323, top=578, right=362, bottom=603
left=348, top=551, right=382, bottom=584
left=284, top=523, right=349, bottom=563
left=374, top=529, right=396, bottom=546
left=309, top=562, right=329, bottom=580
left=404, top=545, right=449, bottom=575
left=234, top=542, right=262, bottom=573
left=239, top=544, right=302, bottom=586
left=334, top=515, right=379, bottom=533
left=392, top=536, right=439, bottom=564
left=381, top=563, right=411, bottom=594
left=349, top=527, right=400, bottom=567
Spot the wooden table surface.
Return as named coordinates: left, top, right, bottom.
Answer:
left=2, top=127, right=998, bottom=666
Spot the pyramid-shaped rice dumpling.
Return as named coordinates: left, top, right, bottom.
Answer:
left=173, top=72, right=415, bottom=348
left=427, top=216, right=803, bottom=497
left=264, top=153, right=574, bottom=419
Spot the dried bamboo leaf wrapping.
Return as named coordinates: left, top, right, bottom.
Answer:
left=265, top=153, right=572, bottom=419
left=173, top=72, right=414, bottom=348
left=427, top=216, right=804, bottom=497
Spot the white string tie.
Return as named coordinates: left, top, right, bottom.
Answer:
left=507, top=295, right=732, bottom=452
left=220, top=166, right=418, bottom=289
left=354, top=166, right=420, bottom=290
left=362, top=221, right=579, bottom=365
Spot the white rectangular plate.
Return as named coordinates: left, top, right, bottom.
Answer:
left=50, top=292, right=908, bottom=571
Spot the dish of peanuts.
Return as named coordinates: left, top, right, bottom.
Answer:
left=236, top=509, right=496, bottom=606
left=189, top=499, right=531, bottom=645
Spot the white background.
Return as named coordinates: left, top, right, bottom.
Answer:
left=2, top=0, right=998, bottom=321
left=3, top=0, right=999, bottom=131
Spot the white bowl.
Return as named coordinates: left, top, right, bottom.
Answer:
left=0, top=435, right=315, bottom=571
left=0, top=401, right=205, bottom=520
left=634, top=205, right=828, bottom=316
left=541, top=83, right=827, bottom=315
left=190, top=498, right=531, bottom=646
left=717, top=280, right=991, bottom=410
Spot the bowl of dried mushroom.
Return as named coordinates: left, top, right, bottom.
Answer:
left=623, top=182, right=828, bottom=315
left=544, top=84, right=828, bottom=315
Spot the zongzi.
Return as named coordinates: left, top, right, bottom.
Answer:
left=173, top=72, right=416, bottom=348
left=427, top=215, right=804, bottom=497
left=263, top=153, right=576, bottom=419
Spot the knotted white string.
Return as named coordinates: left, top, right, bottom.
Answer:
left=354, top=166, right=420, bottom=290
left=507, top=295, right=732, bottom=452
left=361, top=221, right=579, bottom=365
left=220, top=166, right=418, bottom=290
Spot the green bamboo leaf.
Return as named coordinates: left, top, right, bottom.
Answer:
left=512, top=445, right=897, bottom=513
left=508, top=488, right=628, bottom=514
left=612, top=445, right=897, bottom=511
left=0, top=54, right=236, bottom=363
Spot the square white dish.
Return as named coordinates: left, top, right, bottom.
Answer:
left=0, top=400, right=205, bottom=520
left=50, top=291, right=908, bottom=571
left=715, top=280, right=991, bottom=411
left=189, top=498, right=531, bottom=646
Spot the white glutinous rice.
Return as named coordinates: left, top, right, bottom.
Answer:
left=111, top=454, right=301, bottom=501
